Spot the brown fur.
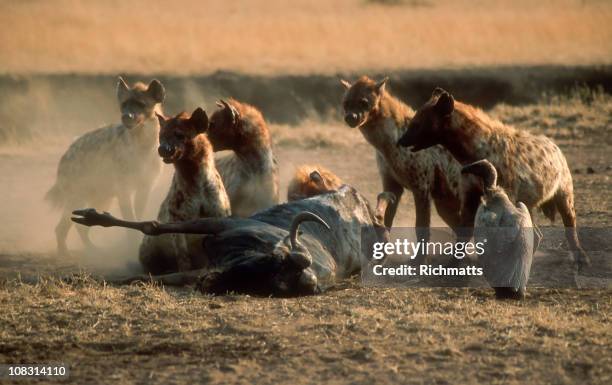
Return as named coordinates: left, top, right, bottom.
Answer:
left=341, top=76, right=476, bottom=246
left=399, top=88, right=589, bottom=267
left=46, top=77, right=165, bottom=255
left=287, top=165, right=343, bottom=201
left=208, top=98, right=279, bottom=217
left=139, top=108, right=231, bottom=274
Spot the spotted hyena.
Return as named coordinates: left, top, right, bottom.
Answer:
left=208, top=99, right=279, bottom=217
left=139, top=108, right=231, bottom=274
left=341, top=76, right=477, bottom=249
left=287, top=165, right=343, bottom=201
left=46, top=77, right=165, bottom=255
left=397, top=88, right=590, bottom=269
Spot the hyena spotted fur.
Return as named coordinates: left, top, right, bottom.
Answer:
left=341, top=76, right=476, bottom=245
left=140, top=108, right=231, bottom=274
left=46, top=77, right=165, bottom=255
left=208, top=99, right=279, bottom=217
left=287, top=165, right=343, bottom=201
left=398, top=88, right=590, bottom=268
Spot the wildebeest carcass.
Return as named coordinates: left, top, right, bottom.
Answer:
left=72, top=185, right=395, bottom=296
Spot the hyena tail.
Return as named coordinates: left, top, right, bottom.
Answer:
left=44, top=182, right=65, bottom=210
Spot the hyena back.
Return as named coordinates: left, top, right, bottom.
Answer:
left=46, top=77, right=165, bottom=255
left=139, top=108, right=231, bottom=274
left=208, top=99, right=279, bottom=217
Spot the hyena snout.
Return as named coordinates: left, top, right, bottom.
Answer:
left=158, top=143, right=177, bottom=162
left=344, top=112, right=361, bottom=128
left=122, top=112, right=140, bottom=128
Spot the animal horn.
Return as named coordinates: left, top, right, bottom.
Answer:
left=289, top=211, right=330, bottom=250
left=461, top=159, right=498, bottom=189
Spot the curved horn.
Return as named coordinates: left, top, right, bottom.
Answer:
left=289, top=211, right=330, bottom=250
left=461, top=159, right=498, bottom=189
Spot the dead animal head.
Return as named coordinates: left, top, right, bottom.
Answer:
left=340, top=76, right=388, bottom=128
left=116, top=77, right=165, bottom=129
left=397, top=87, right=454, bottom=151
left=157, top=107, right=209, bottom=164
left=287, top=165, right=343, bottom=201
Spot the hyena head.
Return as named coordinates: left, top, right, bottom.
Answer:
left=117, top=77, right=165, bottom=129
left=287, top=165, right=343, bottom=201
left=208, top=99, right=269, bottom=152
left=207, top=99, right=243, bottom=151
left=397, top=87, right=454, bottom=151
left=156, top=108, right=209, bottom=164
left=340, top=76, right=388, bottom=128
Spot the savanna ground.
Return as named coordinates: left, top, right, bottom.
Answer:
left=0, top=0, right=611, bottom=384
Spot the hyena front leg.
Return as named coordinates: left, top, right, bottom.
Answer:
left=76, top=196, right=112, bottom=253
left=133, top=182, right=154, bottom=220
left=117, top=191, right=139, bottom=247
left=412, top=189, right=431, bottom=265
left=380, top=169, right=404, bottom=228
left=55, top=209, right=73, bottom=256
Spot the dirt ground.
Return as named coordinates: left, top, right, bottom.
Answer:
left=0, top=89, right=610, bottom=384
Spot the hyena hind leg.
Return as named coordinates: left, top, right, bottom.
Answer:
left=554, top=189, right=591, bottom=270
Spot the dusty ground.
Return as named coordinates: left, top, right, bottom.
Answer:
left=0, top=88, right=610, bottom=384
left=1, top=0, right=611, bottom=74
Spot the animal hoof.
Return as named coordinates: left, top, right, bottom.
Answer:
left=575, top=252, right=591, bottom=272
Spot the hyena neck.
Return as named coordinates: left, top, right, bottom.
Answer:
left=234, top=127, right=275, bottom=174
left=361, top=91, right=414, bottom=153
left=173, top=138, right=216, bottom=190
left=236, top=144, right=275, bottom=174
left=440, top=103, right=502, bottom=164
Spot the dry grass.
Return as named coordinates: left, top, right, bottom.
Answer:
left=0, top=0, right=611, bottom=75
left=0, top=276, right=610, bottom=384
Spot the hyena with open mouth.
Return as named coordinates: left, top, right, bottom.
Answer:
left=46, top=77, right=165, bottom=255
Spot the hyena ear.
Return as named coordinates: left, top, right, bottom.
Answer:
left=432, top=87, right=447, bottom=98
left=117, top=76, right=130, bottom=102
left=217, top=100, right=239, bottom=126
left=309, top=170, right=323, bottom=184
left=434, top=91, right=454, bottom=116
left=190, top=107, right=209, bottom=133
left=147, top=79, right=166, bottom=104
left=155, top=113, right=166, bottom=127
left=376, top=77, right=389, bottom=93
left=340, top=79, right=352, bottom=90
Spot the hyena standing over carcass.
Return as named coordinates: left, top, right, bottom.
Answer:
left=208, top=99, right=279, bottom=217
left=397, top=88, right=590, bottom=269
left=340, top=76, right=479, bottom=250
left=139, top=108, right=231, bottom=274
left=46, top=77, right=165, bottom=255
